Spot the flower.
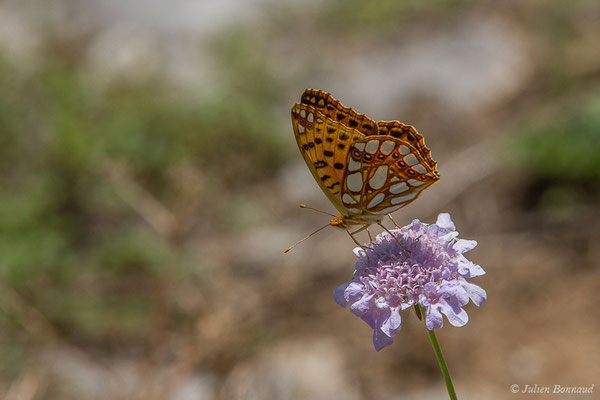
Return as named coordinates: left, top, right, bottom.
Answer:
left=333, top=213, right=486, bottom=351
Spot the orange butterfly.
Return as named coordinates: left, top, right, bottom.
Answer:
left=287, top=89, right=439, bottom=251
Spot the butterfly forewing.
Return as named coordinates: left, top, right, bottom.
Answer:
left=300, top=89, right=379, bottom=136
left=291, top=103, right=364, bottom=217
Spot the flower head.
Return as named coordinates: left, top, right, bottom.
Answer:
left=334, top=213, right=486, bottom=351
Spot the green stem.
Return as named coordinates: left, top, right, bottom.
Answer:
left=422, top=307, right=457, bottom=400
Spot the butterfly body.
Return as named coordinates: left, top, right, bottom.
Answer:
left=291, top=89, right=439, bottom=230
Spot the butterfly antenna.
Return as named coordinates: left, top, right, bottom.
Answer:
left=284, top=222, right=331, bottom=253
left=299, top=203, right=336, bottom=217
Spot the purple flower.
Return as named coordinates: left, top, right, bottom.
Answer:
left=334, top=213, right=486, bottom=351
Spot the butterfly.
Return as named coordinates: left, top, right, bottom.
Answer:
left=290, top=89, right=439, bottom=243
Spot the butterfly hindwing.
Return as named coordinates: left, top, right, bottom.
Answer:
left=376, top=120, right=436, bottom=165
left=341, top=136, right=439, bottom=216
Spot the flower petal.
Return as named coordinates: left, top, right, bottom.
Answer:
left=440, top=232, right=459, bottom=242
left=360, top=309, right=378, bottom=329
left=375, top=296, right=389, bottom=310
left=345, top=282, right=365, bottom=301
left=353, top=247, right=365, bottom=258
left=438, top=280, right=461, bottom=298
left=454, top=239, right=477, bottom=253
left=451, top=284, right=471, bottom=306
left=380, top=306, right=402, bottom=337
left=461, top=281, right=487, bottom=306
left=436, top=213, right=455, bottom=231
left=456, top=255, right=486, bottom=277
left=428, top=224, right=440, bottom=236
left=333, top=284, right=349, bottom=307
left=373, top=328, right=394, bottom=351
left=350, top=293, right=374, bottom=316
left=440, top=297, right=469, bottom=327
left=425, top=304, right=444, bottom=330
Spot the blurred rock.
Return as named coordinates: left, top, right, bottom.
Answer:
left=84, top=23, right=217, bottom=90
left=0, top=4, right=41, bottom=66
left=40, top=346, right=217, bottom=399
left=41, top=346, right=139, bottom=399
left=170, top=372, right=217, bottom=400
left=331, top=15, right=533, bottom=118
left=221, top=339, right=359, bottom=400
left=73, top=0, right=264, bottom=36
left=84, top=24, right=164, bottom=85
left=508, top=345, right=544, bottom=381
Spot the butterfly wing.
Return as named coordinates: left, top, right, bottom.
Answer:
left=341, top=123, right=439, bottom=216
left=376, top=120, right=437, bottom=162
left=291, top=102, right=365, bottom=217
left=300, top=89, right=379, bottom=136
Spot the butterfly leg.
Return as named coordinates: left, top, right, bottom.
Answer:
left=366, top=226, right=373, bottom=242
left=348, top=224, right=369, bottom=237
left=388, top=214, right=401, bottom=228
left=346, top=227, right=372, bottom=263
left=377, top=222, right=410, bottom=254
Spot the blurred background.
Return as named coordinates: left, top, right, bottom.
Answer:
left=0, top=0, right=599, bottom=399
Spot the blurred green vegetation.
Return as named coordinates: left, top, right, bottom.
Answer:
left=319, top=0, right=470, bottom=34
left=512, top=94, right=600, bottom=214
left=515, top=96, right=600, bottom=181
left=0, top=26, right=288, bottom=366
